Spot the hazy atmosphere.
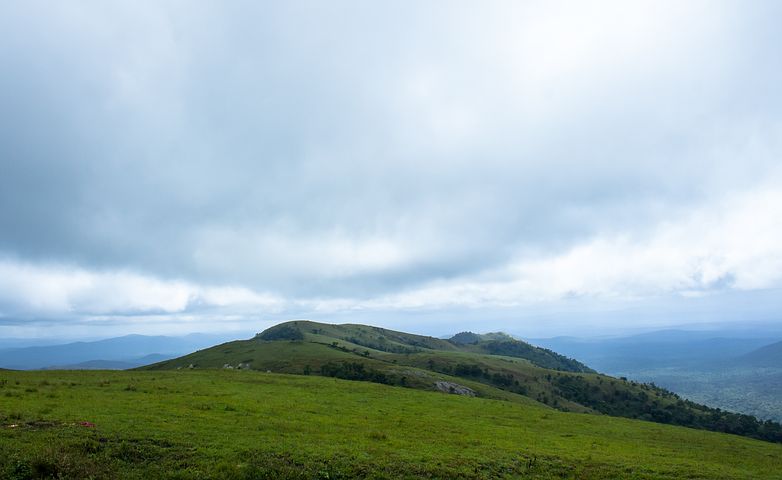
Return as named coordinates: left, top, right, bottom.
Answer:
left=2, top=0, right=782, bottom=339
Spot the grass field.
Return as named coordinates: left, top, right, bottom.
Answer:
left=1, top=370, right=781, bottom=479
left=143, top=322, right=782, bottom=443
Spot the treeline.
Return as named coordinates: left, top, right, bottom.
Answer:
left=481, top=341, right=594, bottom=373
left=431, top=362, right=529, bottom=395
left=256, top=324, right=304, bottom=341
left=551, top=375, right=782, bottom=443
left=319, top=362, right=406, bottom=387
left=431, top=359, right=782, bottom=443
left=343, top=336, right=418, bottom=354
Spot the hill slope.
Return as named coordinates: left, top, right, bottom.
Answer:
left=2, top=370, right=781, bottom=479
left=738, top=340, right=782, bottom=367
left=145, top=320, right=782, bottom=443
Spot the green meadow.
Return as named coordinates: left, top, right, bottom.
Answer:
left=144, top=321, right=782, bottom=443
left=1, top=370, right=780, bottom=479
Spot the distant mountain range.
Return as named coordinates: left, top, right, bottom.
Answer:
left=0, top=333, right=240, bottom=370
left=40, top=354, right=174, bottom=370
left=531, top=329, right=782, bottom=421
left=530, top=329, right=775, bottom=371
left=737, top=340, right=782, bottom=367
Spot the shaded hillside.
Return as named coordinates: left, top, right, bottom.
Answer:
left=145, top=320, right=782, bottom=443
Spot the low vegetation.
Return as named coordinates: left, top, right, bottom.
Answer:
left=1, top=370, right=781, bottom=479
left=144, top=321, right=782, bottom=443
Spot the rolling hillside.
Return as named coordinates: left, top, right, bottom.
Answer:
left=144, top=320, right=782, bottom=443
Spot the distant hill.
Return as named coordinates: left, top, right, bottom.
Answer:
left=41, top=354, right=174, bottom=370
left=737, top=340, right=782, bottom=367
left=533, top=330, right=782, bottom=422
left=254, top=321, right=592, bottom=372
left=0, top=333, right=236, bottom=370
left=144, top=320, right=782, bottom=443
left=532, top=330, right=774, bottom=371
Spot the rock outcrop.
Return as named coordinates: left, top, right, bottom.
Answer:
left=434, top=381, right=475, bottom=396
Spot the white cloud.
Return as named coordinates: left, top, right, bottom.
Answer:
left=0, top=261, right=284, bottom=317
left=0, top=182, right=780, bottom=333
left=340, top=183, right=782, bottom=309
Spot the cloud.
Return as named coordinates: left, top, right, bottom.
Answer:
left=305, top=182, right=782, bottom=312
left=1, top=1, right=781, bottom=335
left=0, top=260, right=284, bottom=319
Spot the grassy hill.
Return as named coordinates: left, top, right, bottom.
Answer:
left=144, top=321, right=782, bottom=443
left=1, top=370, right=781, bottom=479
left=257, top=321, right=593, bottom=372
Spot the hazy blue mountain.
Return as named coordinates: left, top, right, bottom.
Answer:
left=736, top=340, right=782, bottom=367
left=41, top=354, right=174, bottom=370
left=0, top=333, right=240, bottom=370
left=0, top=337, right=79, bottom=350
left=530, top=330, right=775, bottom=372
left=530, top=329, right=782, bottom=422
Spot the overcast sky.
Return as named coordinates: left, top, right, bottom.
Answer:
left=1, top=1, right=782, bottom=339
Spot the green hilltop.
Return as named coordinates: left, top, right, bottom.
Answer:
left=143, top=320, right=782, bottom=444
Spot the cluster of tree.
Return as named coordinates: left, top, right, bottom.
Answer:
left=481, top=341, right=594, bottom=373
left=682, top=399, right=782, bottom=443
left=372, top=330, right=448, bottom=350
left=452, top=363, right=483, bottom=376
left=344, top=336, right=417, bottom=354
left=448, top=332, right=483, bottom=345
left=551, top=375, right=782, bottom=443
left=428, top=358, right=782, bottom=443
left=430, top=362, right=528, bottom=395
left=319, top=362, right=391, bottom=385
left=323, top=342, right=371, bottom=359
left=256, top=325, right=304, bottom=341
left=327, top=342, right=351, bottom=353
